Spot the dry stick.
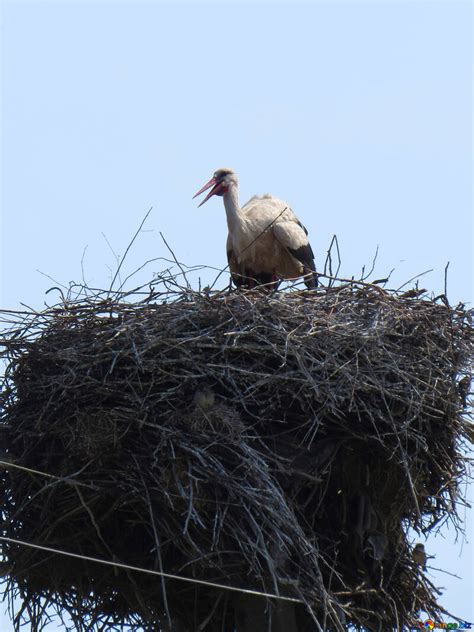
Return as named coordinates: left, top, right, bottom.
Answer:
left=80, top=246, right=89, bottom=285
left=0, top=536, right=303, bottom=605
left=0, top=308, right=39, bottom=315
left=101, top=231, right=121, bottom=281
left=118, top=258, right=214, bottom=293
left=75, top=487, right=115, bottom=560
left=444, top=261, right=450, bottom=300
left=316, top=272, right=388, bottom=295
left=118, top=256, right=169, bottom=292
left=35, top=270, right=69, bottom=292
left=428, top=565, right=462, bottom=580
left=323, top=234, right=341, bottom=283
left=140, top=465, right=172, bottom=630
left=396, top=268, right=434, bottom=292
left=108, top=206, right=153, bottom=295
left=44, top=286, right=67, bottom=304
left=330, top=234, right=342, bottom=281
left=301, top=267, right=433, bottom=296
left=361, top=244, right=379, bottom=281
left=197, top=593, right=223, bottom=631
left=160, top=232, right=192, bottom=290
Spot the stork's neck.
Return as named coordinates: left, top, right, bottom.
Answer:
left=223, top=183, right=244, bottom=234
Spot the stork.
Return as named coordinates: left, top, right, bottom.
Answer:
left=193, top=168, right=317, bottom=289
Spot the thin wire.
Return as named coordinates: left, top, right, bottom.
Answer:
left=0, top=462, right=302, bottom=601
left=0, top=460, right=91, bottom=488
left=0, top=536, right=303, bottom=604
left=0, top=459, right=61, bottom=481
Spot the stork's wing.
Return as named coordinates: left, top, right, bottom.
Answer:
left=272, top=218, right=317, bottom=288
left=272, top=218, right=315, bottom=268
left=241, top=195, right=317, bottom=287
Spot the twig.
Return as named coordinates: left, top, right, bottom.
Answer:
left=108, top=206, right=153, bottom=294
left=160, top=232, right=191, bottom=290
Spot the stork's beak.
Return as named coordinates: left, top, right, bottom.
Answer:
left=193, top=177, right=225, bottom=207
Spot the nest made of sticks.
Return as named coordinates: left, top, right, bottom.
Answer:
left=0, top=279, right=472, bottom=631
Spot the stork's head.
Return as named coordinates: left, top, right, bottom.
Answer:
left=193, top=168, right=237, bottom=207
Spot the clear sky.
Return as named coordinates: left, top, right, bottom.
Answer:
left=1, top=0, right=472, bottom=629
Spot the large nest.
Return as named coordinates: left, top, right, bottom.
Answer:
left=0, top=279, right=472, bottom=631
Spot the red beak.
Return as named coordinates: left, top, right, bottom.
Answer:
left=193, top=177, right=225, bottom=207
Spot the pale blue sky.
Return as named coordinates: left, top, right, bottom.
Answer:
left=1, top=0, right=472, bottom=629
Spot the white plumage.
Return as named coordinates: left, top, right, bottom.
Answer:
left=193, top=168, right=317, bottom=289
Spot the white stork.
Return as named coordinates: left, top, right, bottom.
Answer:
left=193, top=168, right=317, bottom=289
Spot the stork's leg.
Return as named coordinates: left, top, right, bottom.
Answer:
left=246, top=270, right=256, bottom=290
left=226, top=278, right=234, bottom=294
left=271, top=272, right=281, bottom=292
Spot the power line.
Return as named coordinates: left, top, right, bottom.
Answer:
left=0, top=459, right=93, bottom=488
left=0, top=458, right=64, bottom=481
left=0, top=536, right=303, bottom=605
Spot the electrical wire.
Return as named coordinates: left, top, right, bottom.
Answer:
left=0, top=536, right=303, bottom=604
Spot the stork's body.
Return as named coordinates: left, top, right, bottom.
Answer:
left=194, top=168, right=317, bottom=289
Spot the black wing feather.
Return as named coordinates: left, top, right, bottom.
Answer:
left=297, top=220, right=309, bottom=236
left=288, top=243, right=318, bottom=289
left=288, top=243, right=315, bottom=270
